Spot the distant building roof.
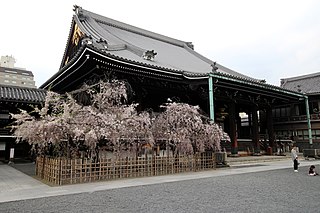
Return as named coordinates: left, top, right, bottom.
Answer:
left=0, top=84, right=46, bottom=103
left=280, top=72, right=320, bottom=95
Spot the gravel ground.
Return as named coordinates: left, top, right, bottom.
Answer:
left=1, top=165, right=319, bottom=213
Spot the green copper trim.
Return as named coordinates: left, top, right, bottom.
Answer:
left=305, top=96, right=313, bottom=147
left=208, top=75, right=214, bottom=121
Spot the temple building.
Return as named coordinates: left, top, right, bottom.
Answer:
left=0, top=55, right=45, bottom=161
left=0, top=85, right=46, bottom=162
left=273, top=72, right=320, bottom=150
left=40, top=6, right=309, bottom=155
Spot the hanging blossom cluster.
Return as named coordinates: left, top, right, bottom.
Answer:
left=10, top=80, right=229, bottom=159
left=151, top=102, right=229, bottom=155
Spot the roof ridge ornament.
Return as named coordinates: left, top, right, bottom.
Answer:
left=186, top=42, right=194, bottom=50
left=96, top=38, right=108, bottom=50
left=96, top=38, right=108, bottom=44
left=73, top=5, right=82, bottom=14
left=81, top=35, right=93, bottom=45
left=143, top=50, right=157, bottom=61
left=73, top=5, right=85, bottom=21
left=211, top=62, right=218, bottom=73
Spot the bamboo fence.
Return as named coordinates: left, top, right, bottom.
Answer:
left=36, top=152, right=216, bottom=185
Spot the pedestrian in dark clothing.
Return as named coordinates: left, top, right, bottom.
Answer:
left=309, top=165, right=318, bottom=176
left=291, top=145, right=299, bottom=172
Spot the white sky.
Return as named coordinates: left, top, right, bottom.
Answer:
left=1, top=0, right=320, bottom=87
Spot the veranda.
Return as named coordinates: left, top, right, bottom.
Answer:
left=36, top=152, right=218, bottom=185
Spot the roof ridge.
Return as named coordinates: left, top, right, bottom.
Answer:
left=0, top=84, right=45, bottom=91
left=281, top=71, right=320, bottom=82
left=81, top=8, right=188, bottom=48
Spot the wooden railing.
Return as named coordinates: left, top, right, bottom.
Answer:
left=273, top=113, right=320, bottom=123
left=0, top=128, right=10, bottom=135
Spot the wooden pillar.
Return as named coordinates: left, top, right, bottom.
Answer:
left=252, top=105, right=260, bottom=155
left=229, top=102, right=238, bottom=156
left=248, top=111, right=252, bottom=135
left=267, top=107, right=275, bottom=153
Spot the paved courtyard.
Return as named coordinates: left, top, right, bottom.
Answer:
left=0, top=158, right=319, bottom=212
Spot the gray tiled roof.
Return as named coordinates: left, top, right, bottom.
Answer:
left=0, top=84, right=46, bottom=103
left=280, top=72, right=320, bottom=95
left=43, top=6, right=305, bottom=100
left=73, top=7, right=259, bottom=82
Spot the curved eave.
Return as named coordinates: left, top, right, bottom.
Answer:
left=210, top=72, right=305, bottom=99
left=40, top=45, right=88, bottom=90
left=44, top=43, right=216, bottom=89
left=305, top=92, right=320, bottom=96
left=42, top=40, right=304, bottom=102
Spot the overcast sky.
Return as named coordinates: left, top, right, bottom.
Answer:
left=1, top=0, right=320, bottom=87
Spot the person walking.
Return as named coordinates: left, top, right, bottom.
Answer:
left=291, top=145, right=299, bottom=172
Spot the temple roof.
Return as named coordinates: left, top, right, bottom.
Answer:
left=66, top=6, right=258, bottom=81
left=41, top=6, right=305, bottom=101
left=0, top=84, right=46, bottom=103
left=281, top=72, right=320, bottom=95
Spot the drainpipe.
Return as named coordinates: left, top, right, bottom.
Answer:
left=304, top=96, right=313, bottom=148
left=208, top=74, right=214, bottom=122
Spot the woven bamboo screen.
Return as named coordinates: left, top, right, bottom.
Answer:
left=36, top=152, right=216, bottom=185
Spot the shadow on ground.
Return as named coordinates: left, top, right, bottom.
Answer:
left=9, top=159, right=36, bottom=176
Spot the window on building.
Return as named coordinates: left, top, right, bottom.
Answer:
left=314, top=129, right=320, bottom=139
left=240, top=113, right=249, bottom=127
left=4, top=70, right=17, bottom=74
left=285, top=106, right=290, bottom=116
left=297, top=130, right=303, bottom=140
left=273, top=106, right=291, bottom=117
left=276, top=130, right=290, bottom=139
left=303, top=130, right=309, bottom=140
left=294, top=104, right=299, bottom=116
left=297, top=129, right=318, bottom=140
left=310, top=101, right=319, bottom=113
left=298, top=103, right=306, bottom=115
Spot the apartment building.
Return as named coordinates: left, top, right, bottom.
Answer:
left=0, top=55, right=36, bottom=88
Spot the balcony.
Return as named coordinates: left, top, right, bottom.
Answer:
left=273, top=114, right=320, bottom=123
left=0, top=128, right=10, bottom=135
